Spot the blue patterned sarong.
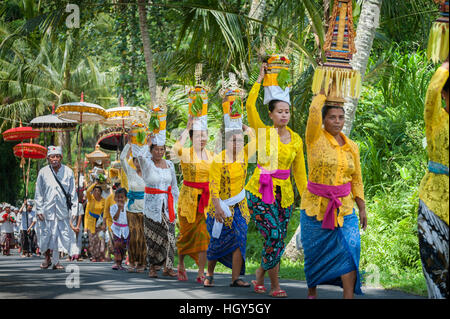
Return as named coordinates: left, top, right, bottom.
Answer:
left=206, top=205, right=248, bottom=275
left=300, top=209, right=363, bottom=295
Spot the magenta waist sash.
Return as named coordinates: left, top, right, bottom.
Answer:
left=113, top=222, right=127, bottom=227
left=258, top=164, right=291, bottom=204
left=307, top=181, right=352, bottom=230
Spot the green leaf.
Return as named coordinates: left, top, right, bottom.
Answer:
left=136, top=130, right=147, bottom=145
left=230, top=96, right=242, bottom=115
left=191, top=95, right=203, bottom=116
left=277, top=69, right=291, bottom=91
left=148, top=115, right=160, bottom=132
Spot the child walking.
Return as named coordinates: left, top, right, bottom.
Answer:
left=110, top=188, right=129, bottom=270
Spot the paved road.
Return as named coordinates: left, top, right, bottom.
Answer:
left=0, top=249, right=424, bottom=299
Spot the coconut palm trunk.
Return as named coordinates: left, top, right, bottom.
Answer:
left=342, top=0, right=383, bottom=136
left=137, top=0, right=157, bottom=103
left=283, top=0, right=383, bottom=261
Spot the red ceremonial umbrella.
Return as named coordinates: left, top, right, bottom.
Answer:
left=13, top=143, right=47, bottom=159
left=2, top=126, right=40, bottom=141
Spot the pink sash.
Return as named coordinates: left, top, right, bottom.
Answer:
left=307, top=181, right=352, bottom=230
left=258, top=164, right=291, bottom=204
left=113, top=222, right=127, bottom=227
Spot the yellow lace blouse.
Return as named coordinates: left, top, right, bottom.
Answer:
left=84, top=183, right=106, bottom=234
left=244, top=82, right=308, bottom=208
left=208, top=149, right=251, bottom=228
left=103, top=193, right=115, bottom=231
left=173, top=141, right=213, bottom=223
left=419, top=67, right=449, bottom=225
left=300, top=94, right=365, bottom=227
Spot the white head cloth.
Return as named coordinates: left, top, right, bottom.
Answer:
left=193, top=115, right=208, bottom=131
left=263, top=86, right=291, bottom=105
left=223, top=113, right=242, bottom=133
left=47, top=145, right=62, bottom=157
left=151, top=129, right=166, bottom=146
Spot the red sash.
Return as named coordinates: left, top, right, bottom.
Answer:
left=145, top=186, right=175, bottom=223
left=183, top=181, right=210, bottom=214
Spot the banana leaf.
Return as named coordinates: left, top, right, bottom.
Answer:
left=148, top=114, right=160, bottom=132
left=190, top=95, right=204, bottom=116
left=136, top=129, right=147, bottom=145
left=230, top=96, right=243, bottom=115
left=277, top=69, right=292, bottom=91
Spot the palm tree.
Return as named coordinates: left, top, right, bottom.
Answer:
left=137, top=0, right=158, bottom=103
left=342, top=0, right=383, bottom=136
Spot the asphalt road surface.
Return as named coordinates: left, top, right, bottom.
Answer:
left=0, top=249, right=425, bottom=299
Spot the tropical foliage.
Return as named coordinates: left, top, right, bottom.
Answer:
left=0, top=0, right=444, bottom=296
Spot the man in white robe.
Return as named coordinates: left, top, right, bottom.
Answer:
left=34, top=146, right=78, bottom=270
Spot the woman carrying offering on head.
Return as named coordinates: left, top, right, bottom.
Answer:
left=174, top=115, right=212, bottom=283
left=132, top=119, right=180, bottom=279
left=300, top=85, right=367, bottom=299
left=418, top=59, right=449, bottom=299
left=245, top=61, right=307, bottom=298
left=203, top=124, right=255, bottom=289
left=120, top=132, right=147, bottom=273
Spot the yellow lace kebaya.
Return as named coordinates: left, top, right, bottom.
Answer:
left=300, top=94, right=365, bottom=228
left=419, top=67, right=449, bottom=225
left=84, top=183, right=106, bottom=234
left=208, top=145, right=254, bottom=228
left=244, top=82, right=307, bottom=209
left=173, top=141, right=213, bottom=224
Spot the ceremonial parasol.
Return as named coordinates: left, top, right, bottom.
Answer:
left=13, top=143, right=47, bottom=159
left=30, top=104, right=78, bottom=132
left=30, top=104, right=77, bottom=146
left=3, top=122, right=42, bottom=195
left=56, top=93, right=107, bottom=123
left=13, top=143, right=47, bottom=196
left=2, top=125, right=40, bottom=142
left=55, top=92, right=107, bottom=189
left=104, top=96, right=148, bottom=128
left=96, top=127, right=130, bottom=152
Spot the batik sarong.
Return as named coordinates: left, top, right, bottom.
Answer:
left=112, top=233, right=129, bottom=264
left=246, top=187, right=293, bottom=270
left=143, top=212, right=176, bottom=269
left=418, top=199, right=449, bottom=299
left=206, top=205, right=248, bottom=275
left=300, top=209, right=363, bottom=295
left=176, top=195, right=210, bottom=265
left=126, top=212, right=147, bottom=266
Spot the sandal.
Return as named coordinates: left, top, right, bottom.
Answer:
left=196, top=275, right=205, bottom=284
left=230, top=278, right=251, bottom=287
left=270, top=289, right=287, bottom=298
left=136, top=266, right=146, bottom=273
left=203, top=275, right=214, bottom=287
left=40, top=261, right=52, bottom=269
left=177, top=266, right=188, bottom=281
left=251, top=280, right=267, bottom=294
left=149, top=267, right=158, bottom=278
left=52, top=263, right=65, bottom=270
left=162, top=268, right=177, bottom=277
